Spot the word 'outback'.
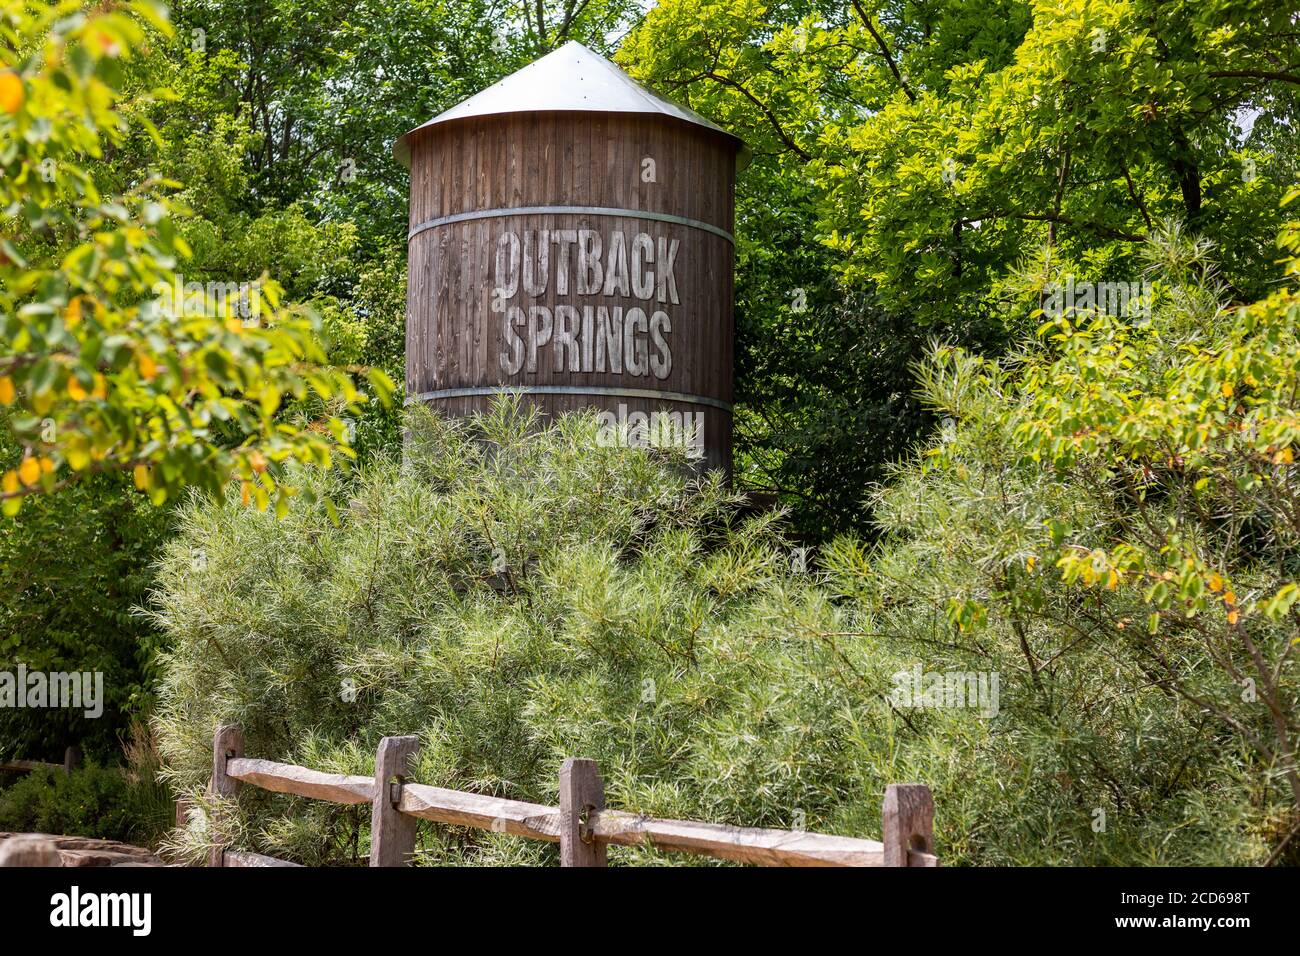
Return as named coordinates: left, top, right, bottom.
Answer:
left=492, top=228, right=680, bottom=379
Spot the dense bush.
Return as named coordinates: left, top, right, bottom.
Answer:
left=151, top=225, right=1299, bottom=866
left=0, top=743, right=173, bottom=846
left=151, top=400, right=897, bottom=864
left=819, top=217, right=1300, bottom=864
left=0, top=441, right=173, bottom=761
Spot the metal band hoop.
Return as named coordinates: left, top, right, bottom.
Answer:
left=408, top=205, right=734, bottom=244
left=407, top=384, right=733, bottom=413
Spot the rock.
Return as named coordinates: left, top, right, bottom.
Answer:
left=0, top=833, right=162, bottom=867
left=0, top=834, right=62, bottom=866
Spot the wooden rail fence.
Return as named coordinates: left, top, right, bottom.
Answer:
left=0, top=746, right=83, bottom=777
left=204, top=725, right=938, bottom=868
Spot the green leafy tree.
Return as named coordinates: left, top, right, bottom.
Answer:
left=0, top=0, right=390, bottom=516
left=164, top=0, right=643, bottom=246
left=818, top=0, right=1297, bottom=322
left=622, top=0, right=1299, bottom=537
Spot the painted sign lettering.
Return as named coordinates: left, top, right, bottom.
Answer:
left=492, top=229, right=679, bottom=379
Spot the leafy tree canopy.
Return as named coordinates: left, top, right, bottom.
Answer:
left=622, top=0, right=1299, bottom=536
left=0, top=0, right=392, bottom=517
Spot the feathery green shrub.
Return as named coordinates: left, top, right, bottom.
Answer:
left=150, top=401, right=921, bottom=865
left=817, top=217, right=1300, bottom=865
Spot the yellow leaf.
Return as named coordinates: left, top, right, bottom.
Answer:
left=1224, top=590, right=1237, bottom=607
left=67, top=377, right=89, bottom=401
left=1208, top=572, right=1223, bottom=592
left=91, top=374, right=107, bottom=399
left=137, top=353, right=158, bottom=380
left=1221, top=381, right=1234, bottom=398
left=0, top=377, right=13, bottom=405
left=0, top=71, right=23, bottom=115
left=67, top=442, right=90, bottom=471
left=1227, top=610, right=1240, bottom=625
left=1106, top=570, right=1119, bottom=590
left=39, top=457, right=53, bottom=475
left=2, top=470, right=18, bottom=494
left=240, top=481, right=252, bottom=506
left=133, top=464, right=149, bottom=490
left=1025, top=555, right=1037, bottom=572
left=18, top=456, right=40, bottom=486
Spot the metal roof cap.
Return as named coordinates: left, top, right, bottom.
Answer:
left=393, top=40, right=750, bottom=170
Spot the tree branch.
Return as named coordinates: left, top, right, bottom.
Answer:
left=701, top=71, right=811, bottom=160
left=1209, top=69, right=1300, bottom=86
left=850, top=0, right=916, bottom=102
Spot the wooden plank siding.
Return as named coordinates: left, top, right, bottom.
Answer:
left=405, top=113, right=738, bottom=473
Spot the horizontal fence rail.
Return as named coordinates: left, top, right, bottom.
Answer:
left=226, top=759, right=374, bottom=805
left=0, top=746, right=83, bottom=777
left=205, top=726, right=938, bottom=868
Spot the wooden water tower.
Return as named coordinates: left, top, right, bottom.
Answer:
left=394, top=41, right=748, bottom=473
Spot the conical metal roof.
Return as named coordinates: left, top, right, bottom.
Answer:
left=393, top=40, right=750, bottom=170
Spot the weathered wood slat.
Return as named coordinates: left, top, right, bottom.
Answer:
left=232, top=763, right=897, bottom=866
left=225, top=758, right=375, bottom=805
left=397, top=783, right=562, bottom=841
left=587, top=810, right=886, bottom=867
left=223, top=850, right=303, bottom=868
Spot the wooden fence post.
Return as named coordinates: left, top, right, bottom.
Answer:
left=882, top=783, right=935, bottom=866
left=62, top=745, right=82, bottom=775
left=370, top=736, right=420, bottom=867
left=559, top=758, right=606, bottom=867
left=209, top=724, right=243, bottom=868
